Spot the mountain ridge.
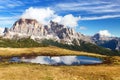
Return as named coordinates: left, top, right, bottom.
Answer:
left=1, top=18, right=120, bottom=51
left=3, top=18, right=93, bottom=45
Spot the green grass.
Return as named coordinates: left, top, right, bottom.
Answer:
left=0, top=38, right=120, bottom=56
left=0, top=37, right=47, bottom=48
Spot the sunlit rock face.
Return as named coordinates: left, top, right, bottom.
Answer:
left=3, top=18, right=93, bottom=45
left=10, top=18, right=45, bottom=36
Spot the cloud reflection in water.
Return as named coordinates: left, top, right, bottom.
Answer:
left=12, top=56, right=102, bottom=65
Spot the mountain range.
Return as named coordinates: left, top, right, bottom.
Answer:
left=1, top=18, right=120, bottom=51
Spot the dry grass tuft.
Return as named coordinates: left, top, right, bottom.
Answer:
left=0, top=46, right=105, bottom=58
left=0, top=63, right=119, bottom=80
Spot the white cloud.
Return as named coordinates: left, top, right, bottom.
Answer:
left=51, top=1, right=120, bottom=21
left=53, top=14, right=80, bottom=28
left=60, top=14, right=80, bottom=28
left=21, top=56, right=102, bottom=65
left=81, top=15, right=120, bottom=20
left=22, top=56, right=78, bottom=65
left=21, top=7, right=55, bottom=24
left=51, top=56, right=78, bottom=65
left=0, top=0, right=24, bottom=9
left=89, top=9, right=120, bottom=13
left=22, top=56, right=50, bottom=64
left=52, top=15, right=62, bottom=23
left=60, top=56, right=78, bottom=65
left=55, top=1, right=120, bottom=14
left=0, top=27, right=4, bottom=35
left=0, top=7, right=80, bottom=28
left=80, top=26, right=87, bottom=30
left=21, top=7, right=80, bottom=27
left=98, top=30, right=112, bottom=37
left=51, top=57, right=61, bottom=63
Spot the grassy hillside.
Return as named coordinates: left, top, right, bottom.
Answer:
left=0, top=37, right=47, bottom=48
left=0, top=38, right=120, bottom=80
left=0, top=63, right=119, bottom=80
left=0, top=46, right=104, bottom=58
left=42, top=39, right=120, bottom=56
left=0, top=38, right=120, bottom=56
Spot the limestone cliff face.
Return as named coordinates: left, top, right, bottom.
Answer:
left=10, top=18, right=45, bottom=36
left=3, top=18, right=93, bottom=45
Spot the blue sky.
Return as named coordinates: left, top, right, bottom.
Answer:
left=0, top=0, right=120, bottom=37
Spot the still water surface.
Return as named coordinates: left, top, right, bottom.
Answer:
left=10, top=56, right=102, bottom=65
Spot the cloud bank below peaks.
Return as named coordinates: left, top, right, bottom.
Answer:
left=21, top=7, right=80, bottom=28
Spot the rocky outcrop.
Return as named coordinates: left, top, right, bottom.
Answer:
left=92, top=33, right=120, bottom=50
left=116, top=39, right=120, bottom=50
left=92, top=33, right=113, bottom=41
left=10, top=18, right=45, bottom=36
left=3, top=18, right=93, bottom=45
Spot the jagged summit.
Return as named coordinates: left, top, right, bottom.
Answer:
left=2, top=18, right=120, bottom=51
left=92, top=33, right=113, bottom=41
left=92, top=33, right=120, bottom=50
left=14, top=18, right=38, bottom=24
left=3, top=18, right=92, bottom=45
left=10, top=18, right=42, bottom=33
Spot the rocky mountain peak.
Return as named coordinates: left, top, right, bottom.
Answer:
left=92, top=33, right=113, bottom=41
left=92, top=32, right=120, bottom=51
left=16, top=18, right=38, bottom=24
left=9, top=18, right=44, bottom=36
left=4, top=27, right=9, bottom=33
left=3, top=18, right=93, bottom=45
left=2, top=18, right=120, bottom=50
